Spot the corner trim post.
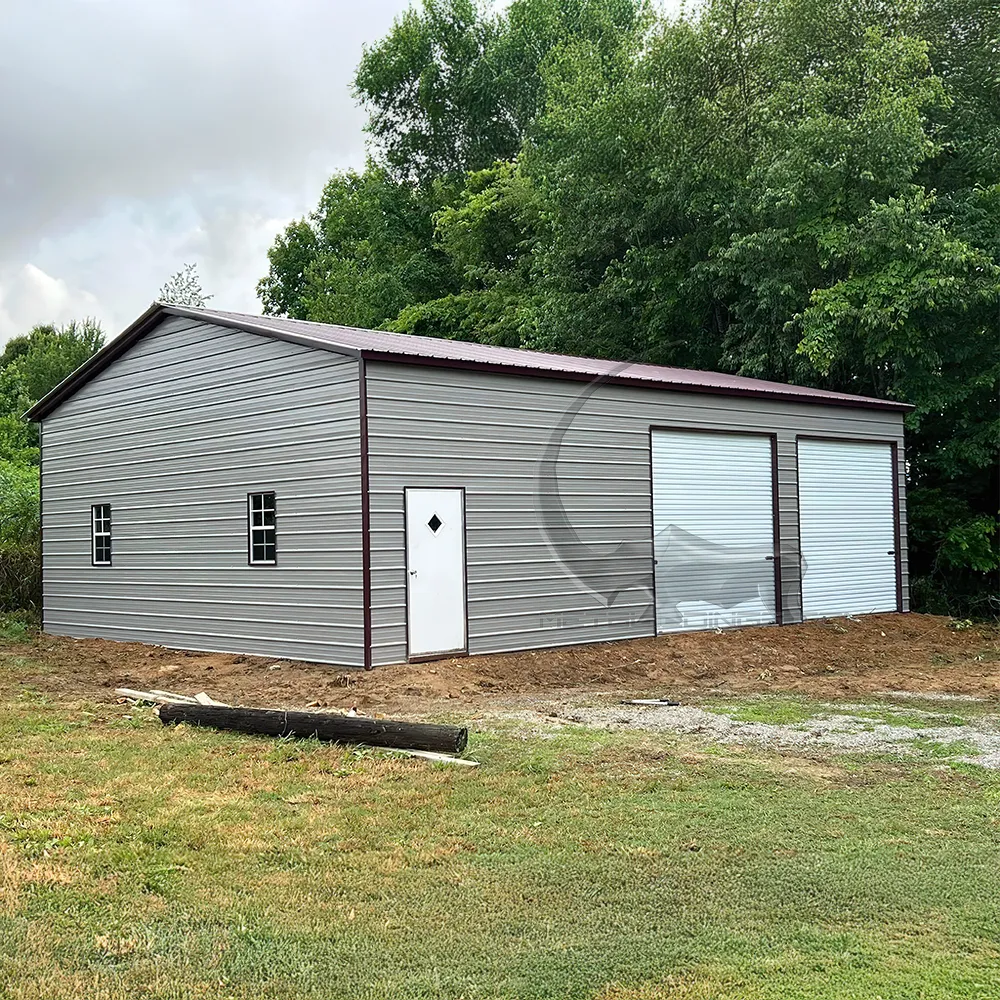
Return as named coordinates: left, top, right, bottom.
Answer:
left=359, top=359, right=373, bottom=670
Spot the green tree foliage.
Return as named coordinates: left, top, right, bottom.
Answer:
left=0, top=319, right=102, bottom=612
left=258, top=168, right=458, bottom=327
left=260, top=0, right=1000, bottom=616
left=0, top=320, right=105, bottom=463
left=0, top=460, right=41, bottom=546
left=0, top=458, right=41, bottom=612
left=354, top=0, right=651, bottom=186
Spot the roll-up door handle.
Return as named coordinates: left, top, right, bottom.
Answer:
left=887, top=550, right=895, bottom=555
left=765, top=555, right=775, bottom=561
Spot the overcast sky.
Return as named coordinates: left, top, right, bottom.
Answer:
left=3, top=0, right=684, bottom=346
left=0, top=0, right=416, bottom=344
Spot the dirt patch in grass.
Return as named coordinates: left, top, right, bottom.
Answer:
left=0, top=613, right=997, bottom=715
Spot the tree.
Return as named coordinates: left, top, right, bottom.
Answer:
left=265, top=0, right=652, bottom=334
left=258, top=167, right=458, bottom=329
left=159, top=263, right=212, bottom=307
left=354, top=0, right=505, bottom=186
left=355, top=0, right=651, bottom=187
left=0, top=319, right=105, bottom=464
left=392, top=160, right=545, bottom=346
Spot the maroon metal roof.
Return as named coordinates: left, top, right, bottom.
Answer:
left=27, top=302, right=912, bottom=420
left=186, top=305, right=909, bottom=411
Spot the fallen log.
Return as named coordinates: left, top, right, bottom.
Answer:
left=157, top=703, right=468, bottom=754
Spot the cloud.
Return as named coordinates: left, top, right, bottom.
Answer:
left=0, top=265, right=106, bottom=341
left=0, top=0, right=412, bottom=343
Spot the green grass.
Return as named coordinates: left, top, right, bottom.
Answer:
left=907, top=736, right=984, bottom=759
left=710, top=695, right=984, bottom=732
left=0, top=612, right=37, bottom=641
left=714, top=696, right=821, bottom=726
left=850, top=706, right=969, bottom=729
left=1, top=671, right=999, bottom=998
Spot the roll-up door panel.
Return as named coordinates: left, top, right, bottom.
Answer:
left=652, top=430, right=777, bottom=633
left=798, top=439, right=898, bottom=619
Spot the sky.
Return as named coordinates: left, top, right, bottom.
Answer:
left=2, top=0, right=686, bottom=347
left=0, top=0, right=415, bottom=344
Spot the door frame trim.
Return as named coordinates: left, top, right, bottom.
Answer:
left=403, top=485, right=470, bottom=662
left=794, top=435, right=904, bottom=616
left=648, top=425, right=782, bottom=632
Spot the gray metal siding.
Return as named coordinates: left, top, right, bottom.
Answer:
left=366, top=363, right=907, bottom=666
left=41, top=316, right=364, bottom=665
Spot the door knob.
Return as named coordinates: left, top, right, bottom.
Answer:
left=409, top=569, right=417, bottom=576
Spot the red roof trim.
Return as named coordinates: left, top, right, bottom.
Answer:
left=357, top=350, right=912, bottom=411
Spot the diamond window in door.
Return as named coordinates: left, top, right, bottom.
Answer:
left=427, top=514, right=443, bottom=534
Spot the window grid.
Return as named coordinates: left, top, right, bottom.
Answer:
left=248, top=492, right=277, bottom=565
left=92, top=504, right=112, bottom=566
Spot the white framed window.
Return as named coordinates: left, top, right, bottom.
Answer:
left=92, top=503, right=112, bottom=565
left=248, top=492, right=277, bottom=565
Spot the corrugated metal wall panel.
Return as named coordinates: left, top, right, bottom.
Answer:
left=41, top=316, right=364, bottom=665
left=47, top=366, right=343, bottom=427
left=798, top=439, right=899, bottom=618
left=366, top=363, right=907, bottom=666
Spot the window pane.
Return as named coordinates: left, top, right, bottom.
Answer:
left=92, top=504, right=112, bottom=564
left=249, top=494, right=276, bottom=563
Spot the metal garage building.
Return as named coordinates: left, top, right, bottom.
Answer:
left=28, top=303, right=910, bottom=668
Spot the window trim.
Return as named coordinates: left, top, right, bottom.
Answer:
left=91, top=503, right=112, bottom=566
left=247, top=491, right=277, bottom=566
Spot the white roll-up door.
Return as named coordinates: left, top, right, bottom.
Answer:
left=651, top=430, right=777, bottom=633
left=797, top=439, right=898, bottom=619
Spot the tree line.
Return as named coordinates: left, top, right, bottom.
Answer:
left=259, top=0, right=999, bottom=617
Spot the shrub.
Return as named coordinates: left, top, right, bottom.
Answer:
left=0, top=462, right=40, bottom=612
left=0, top=544, right=40, bottom=614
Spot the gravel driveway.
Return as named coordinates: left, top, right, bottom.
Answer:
left=510, top=696, right=1000, bottom=768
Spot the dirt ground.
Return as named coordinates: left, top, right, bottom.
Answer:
left=3, top=612, right=998, bottom=715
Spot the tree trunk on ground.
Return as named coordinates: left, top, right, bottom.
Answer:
left=157, top=703, right=468, bottom=754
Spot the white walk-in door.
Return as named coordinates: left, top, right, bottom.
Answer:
left=405, top=488, right=467, bottom=658
left=797, top=439, right=898, bottom=619
left=651, top=430, right=777, bottom=633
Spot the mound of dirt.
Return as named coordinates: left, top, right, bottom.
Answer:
left=2, top=613, right=997, bottom=715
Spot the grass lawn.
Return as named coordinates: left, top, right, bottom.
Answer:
left=1, top=658, right=999, bottom=998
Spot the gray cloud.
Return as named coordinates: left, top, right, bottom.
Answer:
left=0, top=0, right=412, bottom=340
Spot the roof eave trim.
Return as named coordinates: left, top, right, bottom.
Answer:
left=158, top=304, right=363, bottom=362
left=357, top=350, right=915, bottom=412
left=25, top=302, right=166, bottom=421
